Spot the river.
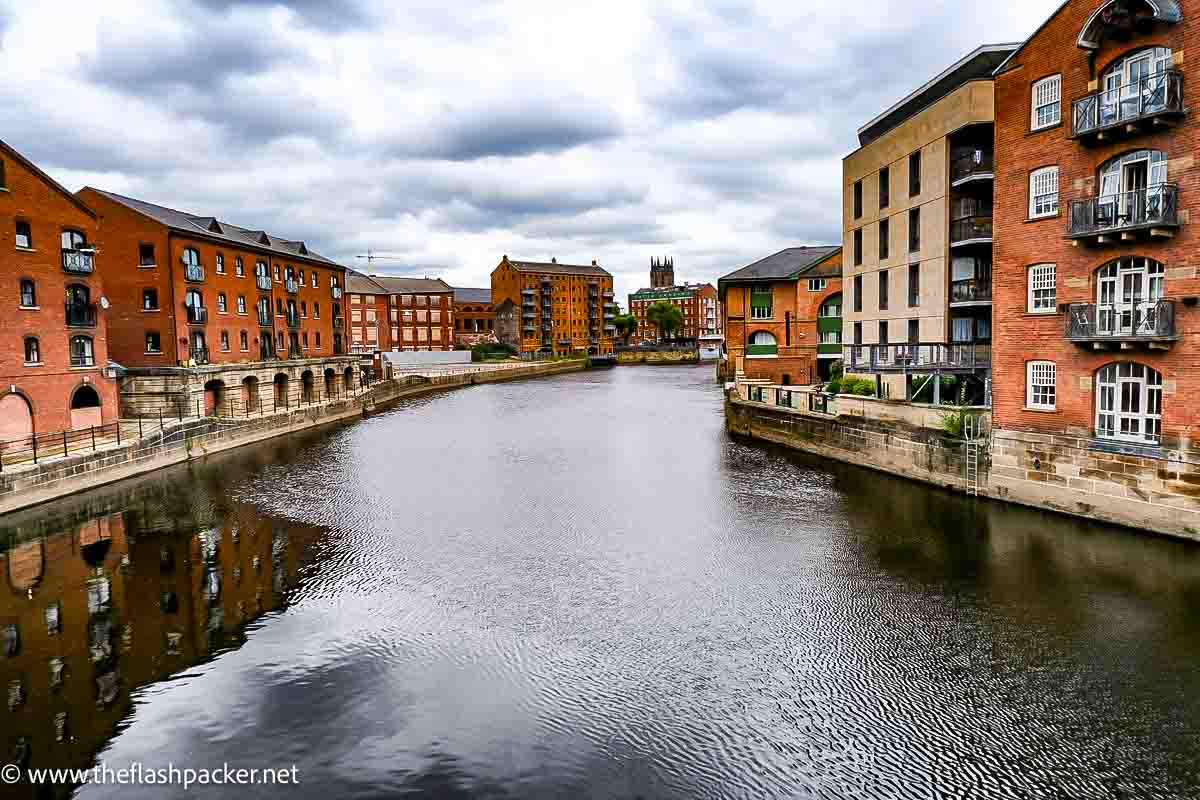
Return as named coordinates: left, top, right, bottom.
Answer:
left=2, top=365, right=1199, bottom=799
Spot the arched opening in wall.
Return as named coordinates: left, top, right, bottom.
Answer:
left=242, top=376, right=260, bottom=413
left=1095, top=362, right=1163, bottom=445
left=274, top=373, right=290, bottom=409
left=1093, top=256, right=1165, bottom=336
left=300, top=370, right=315, bottom=403
left=344, top=366, right=356, bottom=393
left=69, top=385, right=102, bottom=429
left=6, top=539, right=45, bottom=596
left=0, top=393, right=34, bottom=441
left=203, top=379, right=225, bottom=416
left=747, top=331, right=778, bottom=356
left=324, top=368, right=337, bottom=400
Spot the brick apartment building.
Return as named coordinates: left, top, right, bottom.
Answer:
left=989, top=0, right=1200, bottom=530
left=77, top=188, right=357, bottom=415
left=842, top=44, right=1017, bottom=404
left=627, top=258, right=722, bottom=342
left=345, top=271, right=455, bottom=357
left=0, top=140, right=118, bottom=438
left=491, top=256, right=617, bottom=356
left=718, top=246, right=843, bottom=385
left=452, top=287, right=496, bottom=347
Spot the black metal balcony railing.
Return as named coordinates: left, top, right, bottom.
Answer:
left=185, top=264, right=205, bottom=282
left=288, top=343, right=304, bottom=359
left=1066, top=300, right=1178, bottom=344
left=65, top=303, right=98, bottom=327
left=186, top=305, right=208, bottom=324
left=542, top=323, right=552, bottom=332
left=843, top=342, right=992, bottom=372
left=1067, top=185, right=1180, bottom=239
left=191, top=346, right=210, bottom=366
left=602, top=290, right=614, bottom=298
left=950, top=278, right=992, bottom=304
left=256, top=275, right=273, bottom=291
left=62, top=250, right=95, bottom=275
left=950, top=148, right=994, bottom=184
left=1073, top=71, right=1184, bottom=139
left=259, top=345, right=275, bottom=361
left=286, top=313, right=300, bottom=329
left=334, top=342, right=346, bottom=356
left=258, top=310, right=272, bottom=326
left=331, top=286, right=343, bottom=300
left=950, top=216, right=993, bottom=245
left=286, top=279, right=300, bottom=294
left=522, top=311, right=537, bottom=319
left=332, top=316, right=345, bottom=330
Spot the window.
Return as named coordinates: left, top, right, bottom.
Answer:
left=908, top=319, right=919, bottom=344
left=1031, top=75, right=1062, bottom=130
left=1096, top=363, right=1162, bottom=443
left=276, top=298, right=283, bottom=315
left=15, top=220, right=31, bottom=249
left=301, top=301, right=307, bottom=318
left=62, top=230, right=86, bottom=251
left=1029, top=166, right=1059, bottom=218
left=878, top=218, right=889, bottom=260
left=747, top=331, right=777, bottom=356
left=909, top=151, right=921, bottom=196
left=215, top=253, right=225, bottom=274
left=853, top=228, right=863, bottom=266
left=879, top=166, right=889, bottom=208
left=274, top=264, right=281, bottom=280
left=314, top=302, right=320, bottom=319
left=1027, top=361, right=1056, bottom=410
left=878, top=270, right=889, bottom=310
left=853, top=275, right=863, bottom=313
left=878, top=321, right=889, bottom=346
left=235, top=257, right=244, bottom=276
left=19, top=279, right=35, bottom=307
left=69, top=335, right=94, bottom=367
left=145, top=331, right=161, bottom=353
left=952, top=317, right=974, bottom=343
left=1028, top=263, right=1057, bottom=312
left=311, top=273, right=318, bottom=288
left=240, top=331, right=248, bottom=351
left=853, top=321, right=862, bottom=345
left=139, top=243, right=155, bottom=266
left=853, top=180, right=863, bottom=219
left=142, top=288, right=158, bottom=310
left=818, top=295, right=841, bottom=318
left=182, top=247, right=200, bottom=266
left=908, top=208, right=921, bottom=252
left=217, top=292, right=227, bottom=313
left=749, top=285, right=772, bottom=319
left=220, top=331, right=230, bottom=352
left=315, top=332, right=321, bottom=349
left=302, top=332, right=309, bottom=348
left=237, top=295, right=246, bottom=314
left=808, top=278, right=827, bottom=292
left=24, top=337, right=40, bottom=364
left=907, top=263, right=920, bottom=307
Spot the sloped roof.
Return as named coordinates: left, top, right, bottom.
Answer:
left=84, top=188, right=339, bottom=266
left=0, top=138, right=97, bottom=218
left=370, top=275, right=453, bottom=294
left=346, top=270, right=386, bottom=294
left=718, top=246, right=842, bottom=285
left=500, top=257, right=611, bottom=277
left=453, top=287, right=491, bottom=304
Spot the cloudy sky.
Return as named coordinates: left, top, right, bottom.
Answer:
left=0, top=0, right=1049, bottom=304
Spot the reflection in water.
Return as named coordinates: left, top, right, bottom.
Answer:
left=1, top=366, right=1199, bottom=799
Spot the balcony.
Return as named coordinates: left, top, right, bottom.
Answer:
left=334, top=342, right=346, bottom=356
left=1067, top=185, right=1180, bottom=244
left=259, top=345, right=275, bottom=362
left=949, top=278, right=992, bottom=306
left=950, top=216, right=993, bottom=248
left=256, top=275, right=273, bottom=292
left=286, top=279, right=300, bottom=294
left=1066, top=301, right=1178, bottom=349
left=288, top=343, right=304, bottom=359
left=258, top=310, right=272, bottom=326
left=191, top=346, right=210, bottom=366
left=950, top=148, right=994, bottom=187
left=184, top=264, right=205, bottom=282
left=286, top=313, right=300, bottom=329
left=65, top=303, right=98, bottom=328
left=332, top=316, right=345, bottom=330
left=522, top=288, right=536, bottom=296
left=185, top=305, right=208, bottom=325
left=602, top=290, right=614, bottom=299
left=1072, top=71, right=1185, bottom=145
left=523, top=324, right=537, bottom=333
left=61, top=250, right=95, bottom=275
left=332, top=286, right=343, bottom=300
left=522, top=310, right=537, bottom=319
left=542, top=323, right=552, bottom=332
left=842, top=342, right=991, bottom=373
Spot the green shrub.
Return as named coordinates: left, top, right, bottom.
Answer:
left=823, top=377, right=842, bottom=395
left=847, top=378, right=876, bottom=397
left=829, top=360, right=844, bottom=382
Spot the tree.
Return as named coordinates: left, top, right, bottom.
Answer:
left=646, top=301, right=684, bottom=341
left=612, top=313, right=638, bottom=344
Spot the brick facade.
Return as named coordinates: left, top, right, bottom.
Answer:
left=345, top=272, right=455, bottom=356
left=452, top=287, right=496, bottom=347
left=0, top=140, right=118, bottom=437
left=628, top=282, right=722, bottom=342
left=490, top=256, right=616, bottom=356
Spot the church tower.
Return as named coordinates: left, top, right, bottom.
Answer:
left=650, top=256, right=675, bottom=289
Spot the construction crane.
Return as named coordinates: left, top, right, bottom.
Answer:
left=355, top=250, right=412, bottom=269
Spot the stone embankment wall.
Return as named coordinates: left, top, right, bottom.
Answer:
left=616, top=350, right=699, bottom=365
left=0, top=360, right=586, bottom=515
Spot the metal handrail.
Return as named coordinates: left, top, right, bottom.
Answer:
left=950, top=278, right=992, bottom=303
left=1066, top=300, right=1176, bottom=340
left=256, top=275, right=273, bottom=291
left=186, top=305, right=208, bottom=324
left=184, top=264, right=205, bottom=282
left=1073, top=70, right=1183, bottom=136
left=1067, top=184, right=1179, bottom=236
left=950, top=217, right=993, bottom=244
left=950, top=148, right=994, bottom=182
left=843, top=342, right=991, bottom=370
left=65, top=303, right=98, bottom=327
left=62, top=251, right=95, bottom=274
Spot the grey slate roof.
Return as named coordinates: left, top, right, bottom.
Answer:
left=85, top=188, right=339, bottom=266
left=719, top=246, right=842, bottom=284
left=453, top=287, right=492, bottom=304
left=345, top=269, right=452, bottom=295
left=503, top=258, right=611, bottom=277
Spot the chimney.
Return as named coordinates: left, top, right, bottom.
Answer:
left=591, top=259, right=597, bottom=266
left=502, top=254, right=508, bottom=263
left=551, top=257, right=557, bottom=263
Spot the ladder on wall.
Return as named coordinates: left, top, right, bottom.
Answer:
left=963, top=415, right=987, bottom=497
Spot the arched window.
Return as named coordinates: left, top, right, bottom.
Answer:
left=1098, top=47, right=1173, bottom=123
left=19, top=279, right=36, bottom=308
left=747, top=331, right=778, bottom=356
left=1096, top=150, right=1168, bottom=227
left=182, top=247, right=203, bottom=281
left=1096, top=363, right=1162, bottom=444
left=818, top=293, right=842, bottom=318
left=24, top=337, right=40, bottom=364
left=182, top=248, right=200, bottom=267
left=1095, top=257, right=1165, bottom=336
left=61, top=230, right=86, bottom=251
left=69, top=335, right=94, bottom=367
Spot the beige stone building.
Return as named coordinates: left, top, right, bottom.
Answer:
left=842, top=44, right=1017, bottom=404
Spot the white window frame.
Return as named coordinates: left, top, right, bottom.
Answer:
left=1027, top=361, right=1057, bottom=410
left=807, top=278, right=827, bottom=292
left=1032, top=75, right=1062, bottom=130
left=1027, top=263, right=1057, bottom=313
left=1029, top=166, right=1059, bottom=218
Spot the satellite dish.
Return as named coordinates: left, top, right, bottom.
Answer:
left=100, top=297, right=111, bottom=310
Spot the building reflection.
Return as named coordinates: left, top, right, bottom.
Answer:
left=0, top=495, right=326, bottom=799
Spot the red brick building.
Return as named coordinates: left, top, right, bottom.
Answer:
left=345, top=271, right=455, bottom=355
left=718, top=246, right=844, bottom=385
left=993, top=0, right=1198, bottom=449
left=491, top=256, right=616, bottom=356
left=452, top=287, right=496, bottom=347
left=0, top=140, right=117, bottom=438
left=628, top=281, right=722, bottom=342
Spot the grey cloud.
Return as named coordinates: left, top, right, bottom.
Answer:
left=195, top=0, right=374, bottom=32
